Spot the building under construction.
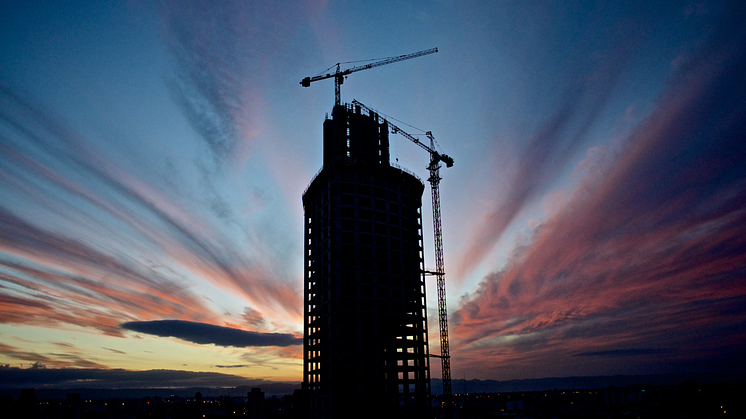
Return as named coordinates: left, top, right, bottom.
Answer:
left=302, top=103, right=431, bottom=418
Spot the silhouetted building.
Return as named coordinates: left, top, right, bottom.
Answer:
left=66, top=393, right=83, bottom=419
left=303, top=103, right=431, bottom=418
left=18, top=388, right=37, bottom=418
left=248, top=388, right=265, bottom=419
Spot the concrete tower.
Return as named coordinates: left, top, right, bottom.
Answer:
left=303, top=103, right=431, bottom=418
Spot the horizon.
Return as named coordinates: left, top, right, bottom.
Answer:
left=2, top=366, right=740, bottom=396
left=1, top=0, right=745, bottom=388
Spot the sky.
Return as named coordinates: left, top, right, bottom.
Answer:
left=1, top=0, right=745, bottom=389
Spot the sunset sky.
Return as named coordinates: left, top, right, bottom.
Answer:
left=2, top=0, right=745, bottom=388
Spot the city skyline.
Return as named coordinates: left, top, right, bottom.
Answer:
left=1, top=0, right=745, bottom=388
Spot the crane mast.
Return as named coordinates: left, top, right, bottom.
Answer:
left=428, top=149, right=453, bottom=402
left=301, top=48, right=438, bottom=105
left=352, top=100, right=454, bottom=405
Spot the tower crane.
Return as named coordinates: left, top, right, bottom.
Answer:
left=352, top=99, right=454, bottom=404
left=300, top=48, right=438, bottom=106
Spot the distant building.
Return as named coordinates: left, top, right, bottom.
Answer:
left=18, top=388, right=37, bottom=418
left=506, top=400, right=524, bottom=410
left=248, top=388, right=264, bottom=419
left=66, top=393, right=83, bottom=419
left=303, top=103, right=431, bottom=418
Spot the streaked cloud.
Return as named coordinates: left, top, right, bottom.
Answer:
left=0, top=343, right=109, bottom=370
left=239, top=306, right=267, bottom=327
left=453, top=1, right=650, bottom=282
left=0, top=365, right=277, bottom=389
left=121, top=320, right=301, bottom=347
left=161, top=0, right=254, bottom=167
left=451, top=3, right=746, bottom=380
left=159, top=0, right=310, bottom=169
left=575, top=348, right=674, bottom=357
left=0, top=83, right=302, bottom=341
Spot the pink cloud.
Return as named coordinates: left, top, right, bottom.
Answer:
left=451, top=12, right=746, bottom=379
left=455, top=45, right=637, bottom=283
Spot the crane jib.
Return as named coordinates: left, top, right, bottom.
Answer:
left=300, top=47, right=438, bottom=105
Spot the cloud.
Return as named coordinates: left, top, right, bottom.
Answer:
left=0, top=366, right=279, bottom=389
left=575, top=349, right=673, bottom=357
left=456, top=49, right=637, bottom=282
left=0, top=209, right=214, bottom=336
left=0, top=343, right=109, bottom=370
left=161, top=1, right=254, bottom=166
left=238, top=346, right=302, bottom=371
left=0, top=84, right=302, bottom=337
left=158, top=0, right=308, bottom=169
left=156, top=4, right=314, bottom=304
left=121, top=320, right=301, bottom=347
left=240, top=306, right=266, bottom=327
left=51, top=342, right=75, bottom=349
left=451, top=3, right=746, bottom=380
